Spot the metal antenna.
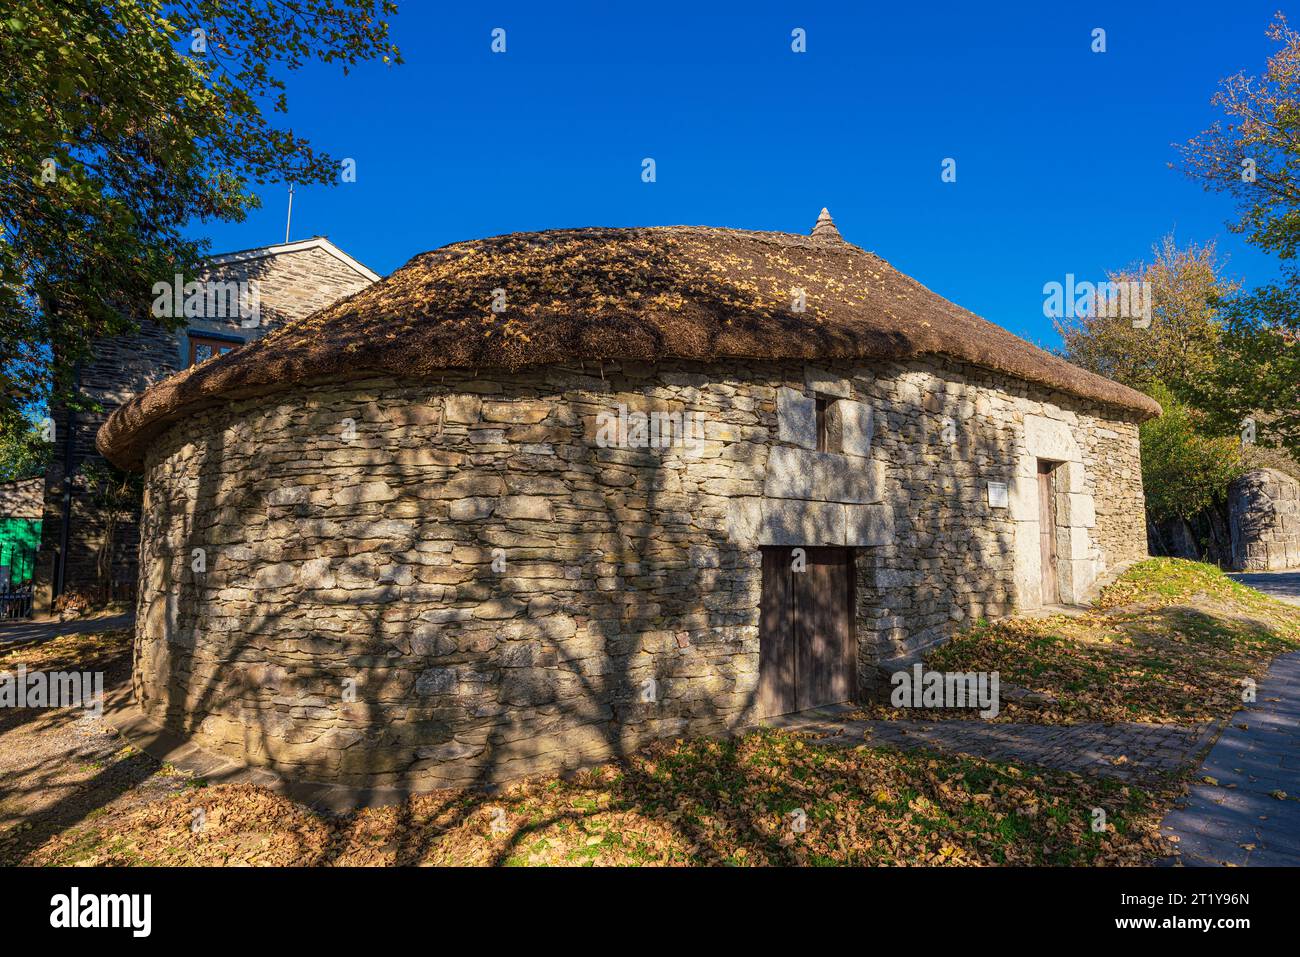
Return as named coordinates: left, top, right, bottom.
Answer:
left=284, top=183, right=295, bottom=244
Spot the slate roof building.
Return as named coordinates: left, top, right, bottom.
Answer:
left=36, top=237, right=379, bottom=613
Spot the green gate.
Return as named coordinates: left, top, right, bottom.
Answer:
left=0, top=517, right=40, bottom=619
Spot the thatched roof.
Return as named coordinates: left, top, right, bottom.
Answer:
left=98, top=218, right=1161, bottom=469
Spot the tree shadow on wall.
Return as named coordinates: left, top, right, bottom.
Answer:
left=137, top=345, right=1069, bottom=865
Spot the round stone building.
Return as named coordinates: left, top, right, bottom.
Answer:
left=99, top=215, right=1160, bottom=789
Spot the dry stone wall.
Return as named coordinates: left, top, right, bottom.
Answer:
left=1230, top=468, right=1300, bottom=570
left=134, top=356, right=1148, bottom=788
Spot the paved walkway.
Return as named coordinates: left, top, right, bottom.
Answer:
left=1228, top=570, right=1300, bottom=607
left=1158, top=651, right=1300, bottom=866
left=0, top=613, right=133, bottom=645
left=769, top=707, right=1220, bottom=783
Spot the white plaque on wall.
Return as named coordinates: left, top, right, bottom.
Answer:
left=987, top=481, right=1009, bottom=509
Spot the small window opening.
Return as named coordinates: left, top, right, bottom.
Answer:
left=815, top=396, right=842, bottom=453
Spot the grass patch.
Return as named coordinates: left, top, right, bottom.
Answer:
left=869, top=558, right=1300, bottom=724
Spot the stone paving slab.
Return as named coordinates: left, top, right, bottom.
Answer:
left=1159, top=650, right=1300, bottom=866
left=769, top=706, right=1219, bottom=782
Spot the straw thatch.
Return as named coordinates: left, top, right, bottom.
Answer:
left=98, top=223, right=1160, bottom=469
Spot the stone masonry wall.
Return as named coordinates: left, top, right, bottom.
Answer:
left=1230, top=468, right=1300, bottom=571
left=0, top=478, right=44, bottom=518
left=134, top=356, right=1148, bottom=788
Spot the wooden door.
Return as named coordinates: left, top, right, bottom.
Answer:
left=1038, top=461, right=1058, bottom=605
left=758, top=547, right=854, bottom=717
left=758, top=548, right=797, bottom=717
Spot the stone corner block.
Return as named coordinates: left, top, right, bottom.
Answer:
left=1058, top=460, right=1087, bottom=494
left=845, top=503, right=895, bottom=546
left=759, top=499, right=845, bottom=546
left=725, top=497, right=763, bottom=546
left=1058, top=525, right=1092, bottom=561
left=1060, top=492, right=1096, bottom=528
left=1058, top=557, right=1099, bottom=604
left=764, top=446, right=885, bottom=504
left=776, top=387, right=817, bottom=450
left=837, top=399, right=874, bottom=458
left=804, top=366, right=852, bottom=399
left=1008, top=475, right=1038, bottom=522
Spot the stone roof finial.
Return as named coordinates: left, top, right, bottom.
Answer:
left=811, top=207, right=842, bottom=241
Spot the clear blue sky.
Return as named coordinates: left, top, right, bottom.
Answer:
left=192, top=0, right=1286, bottom=349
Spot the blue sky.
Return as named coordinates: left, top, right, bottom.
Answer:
left=193, top=0, right=1287, bottom=349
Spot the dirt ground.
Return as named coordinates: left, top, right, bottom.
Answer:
left=0, top=629, right=197, bottom=864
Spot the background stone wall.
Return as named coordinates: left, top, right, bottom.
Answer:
left=1230, top=468, right=1300, bottom=570
left=0, top=478, right=44, bottom=518
left=133, top=356, right=1148, bottom=788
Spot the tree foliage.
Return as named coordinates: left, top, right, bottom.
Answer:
left=1178, top=14, right=1300, bottom=457
left=0, top=418, right=52, bottom=483
left=1057, top=237, right=1252, bottom=530
left=0, top=0, right=400, bottom=424
left=1195, top=280, right=1300, bottom=460
left=1056, top=234, right=1236, bottom=402
left=1179, top=15, right=1300, bottom=259
left=1140, top=384, right=1246, bottom=526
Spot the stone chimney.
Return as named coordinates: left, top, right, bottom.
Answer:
left=811, top=207, right=842, bottom=241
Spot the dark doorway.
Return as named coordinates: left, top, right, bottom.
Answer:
left=758, top=546, right=855, bottom=717
left=1037, top=461, right=1059, bottom=605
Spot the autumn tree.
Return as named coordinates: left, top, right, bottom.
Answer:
left=1058, top=237, right=1246, bottom=557
left=1056, top=234, right=1236, bottom=402
left=0, top=1, right=401, bottom=438
left=1178, top=13, right=1300, bottom=457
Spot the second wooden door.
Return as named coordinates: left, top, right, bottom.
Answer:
left=1038, top=461, right=1059, bottom=605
